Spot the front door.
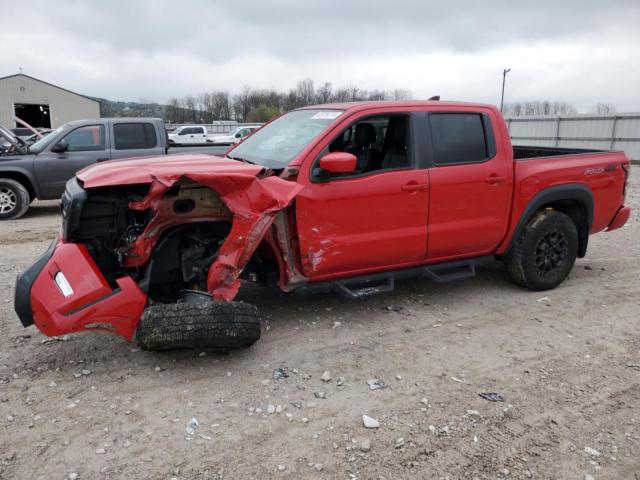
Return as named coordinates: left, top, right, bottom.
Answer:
left=296, top=113, right=429, bottom=279
left=34, top=124, right=108, bottom=198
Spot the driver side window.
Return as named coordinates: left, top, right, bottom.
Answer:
left=63, top=125, right=105, bottom=152
left=322, top=114, right=411, bottom=179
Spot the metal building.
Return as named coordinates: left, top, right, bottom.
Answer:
left=0, top=73, right=100, bottom=129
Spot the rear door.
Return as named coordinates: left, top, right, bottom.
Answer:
left=110, top=121, right=163, bottom=159
left=34, top=123, right=108, bottom=198
left=425, top=110, right=512, bottom=260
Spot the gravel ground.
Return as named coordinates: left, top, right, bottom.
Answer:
left=0, top=168, right=638, bottom=480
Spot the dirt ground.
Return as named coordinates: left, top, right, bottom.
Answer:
left=1, top=169, right=638, bottom=480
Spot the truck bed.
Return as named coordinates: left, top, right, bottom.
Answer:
left=514, top=145, right=603, bottom=160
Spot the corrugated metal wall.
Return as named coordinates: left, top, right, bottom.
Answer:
left=0, top=74, right=100, bottom=128
left=506, top=113, right=640, bottom=161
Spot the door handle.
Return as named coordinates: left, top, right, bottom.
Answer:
left=97, top=157, right=109, bottom=162
left=485, top=175, right=506, bottom=184
left=401, top=183, right=429, bottom=192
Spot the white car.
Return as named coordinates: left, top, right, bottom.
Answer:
left=168, top=125, right=209, bottom=145
left=208, top=126, right=259, bottom=145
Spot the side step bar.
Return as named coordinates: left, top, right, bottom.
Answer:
left=296, top=256, right=494, bottom=299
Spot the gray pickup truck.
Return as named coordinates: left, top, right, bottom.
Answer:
left=0, top=118, right=168, bottom=219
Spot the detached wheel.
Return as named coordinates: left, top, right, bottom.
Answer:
left=0, top=178, right=30, bottom=220
left=136, top=301, right=261, bottom=351
left=505, top=210, right=578, bottom=291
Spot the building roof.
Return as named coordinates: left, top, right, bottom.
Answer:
left=0, top=73, right=99, bottom=104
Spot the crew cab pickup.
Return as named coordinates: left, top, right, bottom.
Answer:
left=14, top=101, right=631, bottom=351
left=167, top=125, right=209, bottom=145
left=0, top=118, right=168, bottom=219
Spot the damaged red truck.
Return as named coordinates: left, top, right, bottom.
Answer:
left=14, top=101, right=631, bottom=350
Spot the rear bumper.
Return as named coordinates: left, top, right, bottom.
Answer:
left=607, top=206, right=631, bottom=232
left=14, top=240, right=147, bottom=341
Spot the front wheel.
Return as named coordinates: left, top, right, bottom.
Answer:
left=505, top=210, right=578, bottom=291
left=136, top=301, right=262, bottom=351
left=0, top=178, right=30, bottom=220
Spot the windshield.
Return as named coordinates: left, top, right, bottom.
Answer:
left=30, top=125, right=65, bottom=153
left=228, top=109, right=343, bottom=168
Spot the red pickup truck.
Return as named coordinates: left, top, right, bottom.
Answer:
left=14, top=101, right=631, bottom=350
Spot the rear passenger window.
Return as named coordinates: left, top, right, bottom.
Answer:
left=114, top=123, right=158, bottom=150
left=430, top=113, right=488, bottom=165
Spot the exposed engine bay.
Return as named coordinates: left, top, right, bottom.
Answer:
left=61, top=175, right=302, bottom=304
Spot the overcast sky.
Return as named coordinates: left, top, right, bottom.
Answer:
left=2, top=0, right=639, bottom=111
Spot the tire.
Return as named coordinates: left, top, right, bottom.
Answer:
left=136, top=301, right=261, bottom=351
left=0, top=178, right=30, bottom=220
left=505, top=210, right=578, bottom=291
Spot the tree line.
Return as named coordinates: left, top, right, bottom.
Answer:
left=504, top=101, right=616, bottom=116
left=97, top=83, right=619, bottom=123
left=163, top=79, right=413, bottom=124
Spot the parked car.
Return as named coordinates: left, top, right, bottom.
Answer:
left=167, top=125, right=209, bottom=145
left=15, top=101, right=631, bottom=351
left=0, top=118, right=168, bottom=219
left=207, top=125, right=260, bottom=145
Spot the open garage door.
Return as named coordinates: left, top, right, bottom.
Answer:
left=14, top=104, right=51, bottom=129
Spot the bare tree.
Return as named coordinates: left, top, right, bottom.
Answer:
left=316, top=82, right=333, bottom=103
left=391, top=89, right=412, bottom=101
left=233, top=86, right=253, bottom=122
left=505, top=101, right=577, bottom=116
left=592, top=103, right=616, bottom=115
left=164, top=97, right=182, bottom=123
left=295, top=79, right=316, bottom=106
left=211, top=91, right=232, bottom=120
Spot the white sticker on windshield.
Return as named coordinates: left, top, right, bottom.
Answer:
left=311, top=111, right=342, bottom=120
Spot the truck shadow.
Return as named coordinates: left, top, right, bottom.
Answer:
left=16, top=260, right=526, bottom=371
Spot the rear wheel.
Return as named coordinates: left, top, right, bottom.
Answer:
left=505, top=210, right=578, bottom=291
left=0, top=178, right=30, bottom=220
left=136, top=301, right=261, bottom=351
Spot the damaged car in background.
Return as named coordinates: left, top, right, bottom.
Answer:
left=14, top=101, right=631, bottom=351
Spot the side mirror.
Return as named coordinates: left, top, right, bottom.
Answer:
left=51, top=140, right=69, bottom=153
left=319, top=151, right=357, bottom=174
left=234, top=133, right=242, bottom=138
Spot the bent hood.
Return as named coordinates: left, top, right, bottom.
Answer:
left=0, top=124, right=27, bottom=154
left=77, top=153, right=265, bottom=188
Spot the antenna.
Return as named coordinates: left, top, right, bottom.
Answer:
left=428, top=95, right=440, bottom=101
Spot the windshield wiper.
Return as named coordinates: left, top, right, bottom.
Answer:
left=225, top=153, right=254, bottom=164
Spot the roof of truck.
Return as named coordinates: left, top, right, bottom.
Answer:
left=300, top=100, right=499, bottom=112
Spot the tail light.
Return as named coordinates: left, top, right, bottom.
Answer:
left=621, top=163, right=630, bottom=196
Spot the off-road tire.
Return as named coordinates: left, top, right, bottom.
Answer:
left=505, top=210, right=578, bottom=291
left=136, top=301, right=261, bottom=351
left=0, top=178, right=30, bottom=220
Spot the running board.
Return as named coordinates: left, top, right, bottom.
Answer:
left=296, top=256, right=494, bottom=299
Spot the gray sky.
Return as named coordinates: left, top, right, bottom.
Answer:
left=2, top=0, right=639, bottom=111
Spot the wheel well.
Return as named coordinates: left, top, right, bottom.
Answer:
left=0, top=172, right=36, bottom=200
left=535, top=199, right=590, bottom=257
left=141, top=221, right=281, bottom=301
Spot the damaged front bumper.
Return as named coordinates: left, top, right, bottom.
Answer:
left=14, top=239, right=147, bottom=340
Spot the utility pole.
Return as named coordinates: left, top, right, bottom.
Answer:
left=500, top=68, right=511, bottom=113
